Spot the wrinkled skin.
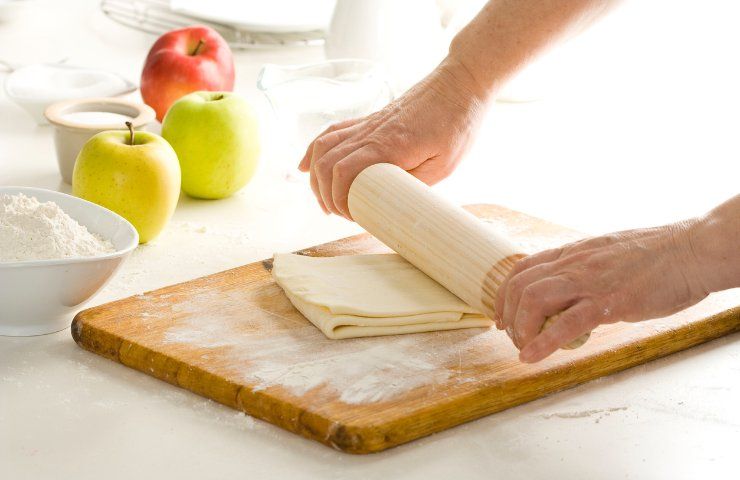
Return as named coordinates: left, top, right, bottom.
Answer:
left=297, top=0, right=740, bottom=362
left=494, top=221, right=711, bottom=362
left=299, top=59, right=486, bottom=219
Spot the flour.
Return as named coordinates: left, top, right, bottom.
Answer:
left=540, top=406, right=628, bottom=422
left=157, top=288, right=492, bottom=405
left=164, top=315, right=456, bottom=404
left=0, top=193, right=115, bottom=262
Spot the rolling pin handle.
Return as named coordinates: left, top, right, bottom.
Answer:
left=484, top=253, right=591, bottom=350
left=349, top=163, right=591, bottom=353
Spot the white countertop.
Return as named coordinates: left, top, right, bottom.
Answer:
left=1, top=1, right=739, bottom=478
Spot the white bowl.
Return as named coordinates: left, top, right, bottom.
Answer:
left=4, top=63, right=137, bottom=125
left=0, top=187, right=138, bottom=336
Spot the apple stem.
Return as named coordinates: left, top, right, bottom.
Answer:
left=191, top=39, right=205, bottom=56
left=125, top=121, right=134, bottom=146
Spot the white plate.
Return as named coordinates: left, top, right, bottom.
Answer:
left=169, top=0, right=335, bottom=33
left=4, top=63, right=137, bottom=125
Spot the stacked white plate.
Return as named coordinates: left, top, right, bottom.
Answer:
left=101, top=0, right=335, bottom=48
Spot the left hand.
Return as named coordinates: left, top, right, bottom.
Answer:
left=494, top=221, right=708, bottom=363
left=298, top=57, right=488, bottom=219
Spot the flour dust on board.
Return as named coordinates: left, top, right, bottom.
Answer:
left=136, top=287, right=501, bottom=405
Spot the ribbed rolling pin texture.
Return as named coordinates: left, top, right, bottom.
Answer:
left=348, top=163, right=589, bottom=350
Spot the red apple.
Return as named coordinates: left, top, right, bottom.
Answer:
left=140, top=25, right=235, bottom=122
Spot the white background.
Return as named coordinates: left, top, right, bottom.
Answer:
left=1, top=0, right=739, bottom=479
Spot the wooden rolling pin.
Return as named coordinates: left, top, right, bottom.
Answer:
left=348, top=163, right=589, bottom=350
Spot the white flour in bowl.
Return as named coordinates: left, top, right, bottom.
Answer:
left=0, top=193, right=115, bottom=262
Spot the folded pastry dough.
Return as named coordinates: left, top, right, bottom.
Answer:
left=271, top=253, right=492, bottom=339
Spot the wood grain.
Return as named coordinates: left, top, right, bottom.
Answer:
left=72, top=204, right=740, bottom=454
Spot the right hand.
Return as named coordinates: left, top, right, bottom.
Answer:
left=298, top=57, right=489, bottom=219
left=494, top=222, right=710, bottom=363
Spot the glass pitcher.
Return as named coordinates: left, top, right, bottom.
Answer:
left=257, top=59, right=394, bottom=157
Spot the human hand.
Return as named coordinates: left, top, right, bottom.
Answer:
left=299, top=57, right=489, bottom=219
left=494, top=221, right=709, bottom=363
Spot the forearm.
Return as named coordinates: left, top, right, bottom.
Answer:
left=685, top=195, right=740, bottom=294
left=447, top=0, right=622, bottom=100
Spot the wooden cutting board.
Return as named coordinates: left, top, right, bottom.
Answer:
left=72, top=204, right=740, bottom=454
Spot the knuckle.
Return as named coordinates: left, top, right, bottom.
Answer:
left=519, top=284, right=539, bottom=306
left=388, top=129, right=411, bottom=146
left=365, top=138, right=391, bottom=156
left=313, top=136, right=330, bottom=151
left=315, top=158, right=335, bottom=176
left=547, top=246, right=566, bottom=260
left=573, top=307, right=597, bottom=330
left=511, top=257, right=530, bottom=274
left=558, top=269, right=581, bottom=287
left=332, top=161, right=348, bottom=180
left=506, top=276, right=525, bottom=302
left=326, top=122, right=342, bottom=133
left=568, top=250, right=593, bottom=264
left=582, top=253, right=611, bottom=274
left=507, top=262, right=531, bottom=281
left=602, top=232, right=624, bottom=244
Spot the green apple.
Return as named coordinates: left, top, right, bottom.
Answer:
left=162, top=91, right=260, bottom=199
left=73, top=123, right=181, bottom=243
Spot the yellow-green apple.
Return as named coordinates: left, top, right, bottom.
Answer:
left=73, top=122, right=181, bottom=243
left=162, top=91, right=260, bottom=199
left=141, top=25, right=234, bottom=122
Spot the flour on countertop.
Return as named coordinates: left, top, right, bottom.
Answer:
left=0, top=193, right=115, bottom=262
left=540, top=406, right=628, bottom=423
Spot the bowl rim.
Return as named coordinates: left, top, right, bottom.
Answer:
left=44, top=97, right=155, bottom=132
left=4, top=63, right=138, bottom=102
left=0, top=186, right=139, bottom=268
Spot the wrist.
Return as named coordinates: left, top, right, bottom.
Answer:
left=663, top=219, right=710, bottom=306
left=440, top=48, right=494, bottom=105
left=420, top=55, right=491, bottom=119
left=681, top=202, right=740, bottom=294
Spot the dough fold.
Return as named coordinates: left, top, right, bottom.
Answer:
left=272, top=253, right=492, bottom=339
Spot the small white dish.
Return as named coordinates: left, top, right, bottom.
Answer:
left=0, top=186, right=138, bottom=336
left=4, top=63, right=137, bottom=125
left=44, top=98, right=155, bottom=184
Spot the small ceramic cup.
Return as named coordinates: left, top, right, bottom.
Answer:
left=44, top=98, right=156, bottom=184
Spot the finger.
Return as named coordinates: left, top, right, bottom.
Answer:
left=310, top=126, right=355, bottom=169
left=311, top=131, right=367, bottom=214
left=314, top=141, right=367, bottom=215
left=519, top=301, right=597, bottom=363
left=495, top=247, right=564, bottom=325
left=561, top=233, right=624, bottom=255
left=331, top=146, right=387, bottom=219
left=299, top=119, right=359, bottom=172
left=511, top=277, right=577, bottom=349
left=309, top=160, right=329, bottom=214
left=500, top=261, right=559, bottom=337
left=314, top=155, right=341, bottom=215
